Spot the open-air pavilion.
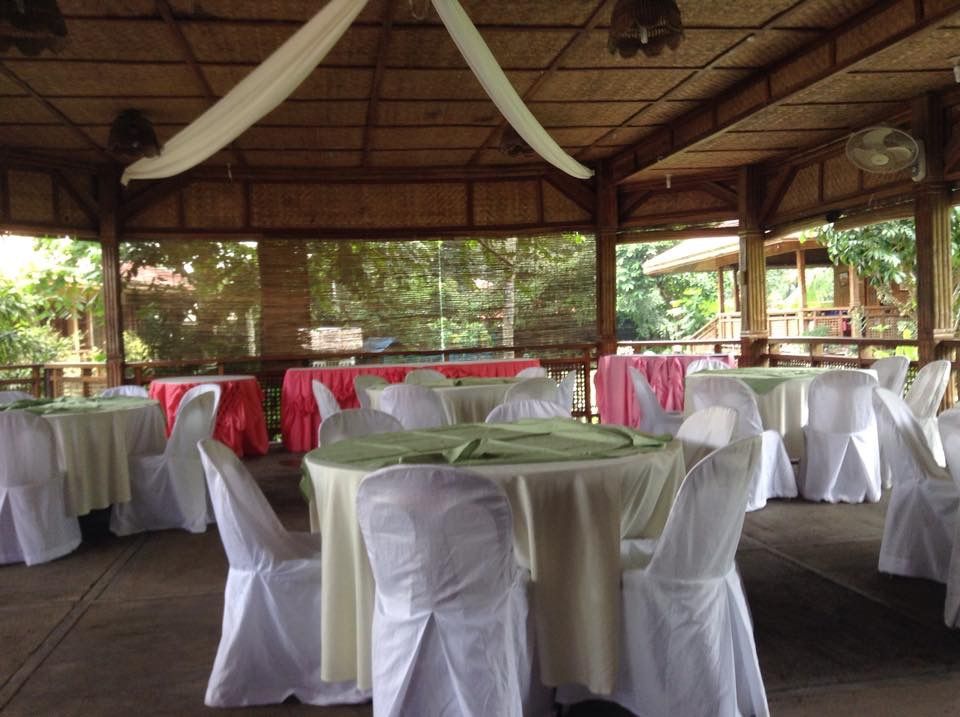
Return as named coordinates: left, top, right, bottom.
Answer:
left=4, top=1, right=960, bottom=715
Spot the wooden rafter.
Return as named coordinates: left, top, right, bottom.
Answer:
left=363, top=0, right=396, bottom=167
left=759, top=165, right=798, bottom=225
left=120, top=172, right=193, bottom=222
left=542, top=170, right=595, bottom=214
left=699, top=181, right=738, bottom=207
left=618, top=191, right=651, bottom=222
left=53, top=168, right=98, bottom=223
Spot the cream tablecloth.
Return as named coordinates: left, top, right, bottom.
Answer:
left=365, top=376, right=517, bottom=424
left=301, top=418, right=684, bottom=695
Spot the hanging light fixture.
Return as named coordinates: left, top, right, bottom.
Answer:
left=0, top=0, right=67, bottom=56
left=608, top=0, right=684, bottom=59
left=108, top=110, right=162, bottom=160
left=499, top=125, right=535, bottom=158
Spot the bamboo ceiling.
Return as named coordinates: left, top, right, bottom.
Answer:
left=0, top=0, right=958, bottom=186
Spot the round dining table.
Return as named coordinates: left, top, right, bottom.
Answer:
left=149, top=375, right=269, bottom=457
left=364, top=376, right=518, bottom=424
left=300, top=418, right=684, bottom=695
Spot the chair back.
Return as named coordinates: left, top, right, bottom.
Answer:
left=0, top=411, right=58, bottom=487
left=485, top=399, right=569, bottom=423
left=873, top=387, right=947, bottom=484
left=99, top=385, right=149, bottom=398
left=311, top=379, right=341, bottom=421
left=166, top=388, right=218, bottom=463
left=0, top=390, right=33, bottom=404
left=380, top=384, right=449, bottom=429
left=354, top=374, right=388, bottom=409
left=627, top=366, right=670, bottom=434
left=515, top=366, right=546, bottom=378
left=905, top=359, right=951, bottom=419
left=319, top=408, right=403, bottom=445
left=685, top=358, right=730, bottom=375
left=871, top=356, right=910, bottom=396
left=807, top=370, right=877, bottom=434
left=939, top=408, right=960, bottom=486
left=503, top=377, right=559, bottom=404
left=557, top=370, right=577, bottom=414
left=404, top=368, right=447, bottom=385
left=648, top=435, right=762, bottom=581
left=685, top=375, right=762, bottom=440
left=675, top=406, right=737, bottom=470
left=175, top=383, right=222, bottom=423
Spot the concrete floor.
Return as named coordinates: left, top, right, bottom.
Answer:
left=3, top=449, right=960, bottom=716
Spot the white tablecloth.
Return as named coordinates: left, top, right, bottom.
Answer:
left=366, top=381, right=515, bottom=424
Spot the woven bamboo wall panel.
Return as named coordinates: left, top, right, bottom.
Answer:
left=862, top=167, right=912, bottom=189
left=822, top=154, right=862, bottom=200
left=597, top=126, right=655, bottom=147
left=542, top=183, right=591, bottom=224
left=534, top=70, right=689, bottom=102
left=235, top=127, right=365, bottom=151
left=549, top=127, right=611, bottom=148
left=856, top=28, right=960, bottom=71
left=377, top=101, right=499, bottom=126
left=769, top=43, right=832, bottom=97
left=655, top=149, right=783, bottom=168
left=370, top=126, right=491, bottom=150
left=629, top=101, right=699, bottom=126
left=717, top=78, right=768, bottom=126
left=52, top=97, right=209, bottom=125
left=777, top=164, right=821, bottom=213
left=736, top=102, right=899, bottom=131
left=53, top=19, right=179, bottom=61
left=368, top=150, right=475, bottom=167
left=792, top=71, right=949, bottom=104
left=718, top=29, right=813, bottom=68
left=262, top=100, right=369, bottom=127
left=7, top=170, right=54, bottom=223
left=242, top=150, right=363, bottom=167
left=126, top=192, right=180, bottom=229
left=57, top=187, right=94, bottom=229
left=380, top=69, right=539, bottom=101
left=471, top=181, right=539, bottom=226
left=627, top=189, right=728, bottom=219
left=250, top=182, right=469, bottom=228
left=59, top=0, right=155, bottom=15
left=835, top=1, right=915, bottom=64
left=671, top=70, right=752, bottom=101
left=10, top=62, right=197, bottom=97
left=701, top=129, right=839, bottom=151
left=683, top=0, right=805, bottom=26
left=564, top=29, right=748, bottom=69
left=473, top=150, right=537, bottom=166
left=0, top=126, right=92, bottom=151
left=163, top=0, right=387, bottom=23
left=203, top=66, right=372, bottom=100
left=778, top=0, right=875, bottom=27
left=0, top=98, right=60, bottom=123
left=530, top=102, right=646, bottom=127
left=386, top=27, right=571, bottom=69
left=447, top=1, right=594, bottom=25
left=673, top=109, right=716, bottom=147
left=183, top=182, right=245, bottom=229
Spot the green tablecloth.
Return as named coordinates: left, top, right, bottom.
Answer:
left=694, top=366, right=831, bottom=394
left=0, top=396, right=158, bottom=415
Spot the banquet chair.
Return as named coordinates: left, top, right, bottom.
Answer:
left=557, top=370, right=577, bottom=415
left=685, top=375, right=796, bottom=511
left=871, top=356, right=910, bottom=397
left=99, top=384, right=149, bottom=398
left=905, top=359, right=951, bottom=464
left=357, top=465, right=550, bottom=717
left=515, top=366, right=547, bottom=378
left=197, top=439, right=369, bottom=708
left=110, top=386, right=220, bottom=536
left=379, top=384, right=449, bottom=430
left=564, top=436, right=768, bottom=717
left=873, top=387, right=958, bottom=583
left=0, top=390, right=34, bottom=403
left=486, top=399, right=570, bottom=423
left=685, top=357, right=730, bottom=375
left=174, top=383, right=222, bottom=422
left=799, top=370, right=881, bottom=504
left=354, top=374, right=388, bottom=410
left=675, top=406, right=737, bottom=470
left=504, top=377, right=560, bottom=405
left=0, top=411, right=81, bottom=566
left=627, top=366, right=682, bottom=436
left=311, top=379, right=341, bottom=423
left=318, top=409, right=403, bottom=445
left=938, top=408, right=960, bottom=627
left=403, top=368, right=447, bottom=385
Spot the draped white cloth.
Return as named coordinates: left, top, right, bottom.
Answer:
left=123, top=0, right=593, bottom=184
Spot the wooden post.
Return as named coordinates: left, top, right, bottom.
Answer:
left=796, top=250, right=807, bottom=309
left=98, top=167, right=124, bottom=387
left=912, top=92, right=954, bottom=364
left=738, top=166, right=768, bottom=367
left=596, top=161, right=618, bottom=356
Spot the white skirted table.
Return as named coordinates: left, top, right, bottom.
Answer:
left=301, top=418, right=684, bottom=695
left=365, top=376, right=518, bottom=424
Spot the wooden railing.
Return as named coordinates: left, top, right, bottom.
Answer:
left=615, top=339, right=742, bottom=357
left=694, top=305, right=909, bottom=341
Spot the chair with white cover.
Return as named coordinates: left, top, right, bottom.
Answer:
left=627, top=366, right=682, bottom=436
left=357, top=465, right=549, bottom=717
left=175, top=383, right=222, bottom=422
left=515, top=366, right=547, bottom=378
left=799, top=370, right=881, bottom=503
left=566, top=436, right=768, bottom=717
left=685, top=375, right=795, bottom=511
left=504, top=377, right=560, bottom=405
left=905, top=359, right=951, bottom=465
left=873, top=387, right=958, bottom=583
left=871, top=356, right=910, bottom=396
left=675, top=406, right=737, bottom=470
left=318, top=408, right=402, bottom=445
left=403, top=368, right=447, bottom=385
left=379, top=384, right=449, bottom=430
left=354, top=374, right=388, bottom=410
left=685, top=357, right=730, bottom=375
left=486, top=399, right=570, bottom=423
left=197, top=439, right=369, bottom=708
left=0, top=390, right=33, bottom=404
left=557, top=370, right=577, bottom=415
left=938, top=408, right=960, bottom=627
left=110, top=386, right=220, bottom=536
left=0, top=411, right=81, bottom=566
left=99, top=385, right=149, bottom=398
left=311, top=379, right=341, bottom=422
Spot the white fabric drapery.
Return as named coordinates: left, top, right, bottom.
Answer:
left=122, top=0, right=594, bottom=184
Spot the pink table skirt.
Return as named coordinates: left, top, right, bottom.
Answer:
left=595, top=354, right=735, bottom=428
left=281, top=358, right=540, bottom=451
left=149, top=377, right=269, bottom=457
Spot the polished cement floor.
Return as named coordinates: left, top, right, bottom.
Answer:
left=2, top=449, right=960, bottom=716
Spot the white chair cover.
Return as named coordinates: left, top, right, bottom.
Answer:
left=685, top=358, right=730, bottom=375
left=311, top=379, right=341, bottom=422
left=110, top=388, right=219, bottom=536
left=379, top=384, right=449, bottom=430
left=557, top=370, right=577, bottom=414
left=799, top=370, right=881, bottom=504
left=905, top=359, right=951, bottom=465
left=318, top=408, right=402, bottom=445
left=515, top=366, right=547, bottom=378
left=197, top=439, right=369, bottom=707
left=0, top=411, right=81, bottom=566
left=871, top=356, right=909, bottom=396
left=174, top=383, right=222, bottom=421
left=675, top=406, right=737, bottom=471
left=357, top=465, right=548, bottom=717
left=403, top=368, right=447, bottom=385
left=565, top=436, right=768, bottom=717
left=0, top=390, right=34, bottom=403
left=873, top=387, right=958, bottom=583
left=504, top=377, right=560, bottom=404
left=99, top=385, right=150, bottom=398
left=485, top=399, right=570, bottom=423
left=685, top=375, right=795, bottom=510
left=354, top=374, right=388, bottom=409
left=938, top=408, right=960, bottom=627
left=627, top=366, right=682, bottom=436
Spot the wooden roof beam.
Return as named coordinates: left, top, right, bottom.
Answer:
left=362, top=0, right=396, bottom=167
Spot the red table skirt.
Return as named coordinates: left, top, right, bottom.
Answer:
left=281, top=358, right=540, bottom=451
left=595, top=354, right=736, bottom=428
left=149, top=378, right=270, bottom=457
